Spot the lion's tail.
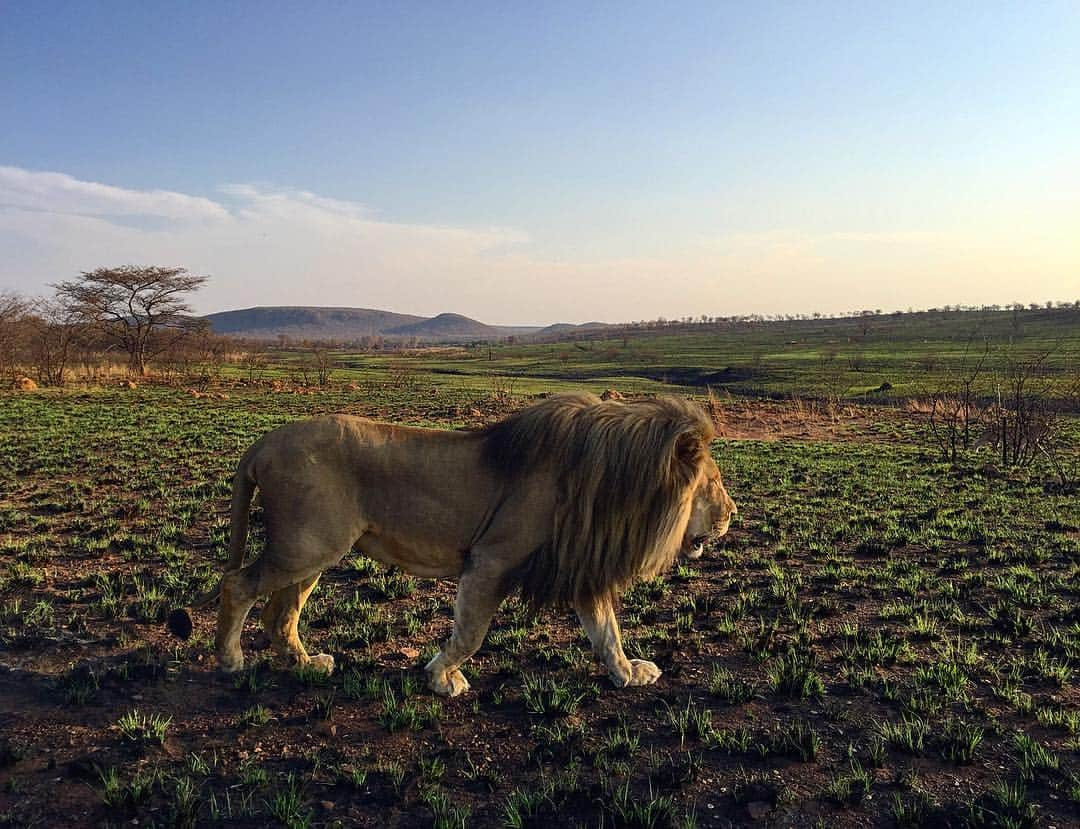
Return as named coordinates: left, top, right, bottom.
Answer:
left=166, top=447, right=259, bottom=640
left=225, top=448, right=258, bottom=572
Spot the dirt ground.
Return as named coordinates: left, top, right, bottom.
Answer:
left=0, top=389, right=1076, bottom=828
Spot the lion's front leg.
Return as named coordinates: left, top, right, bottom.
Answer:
left=426, top=568, right=511, bottom=697
left=577, top=599, right=661, bottom=688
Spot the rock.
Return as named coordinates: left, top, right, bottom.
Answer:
left=746, top=801, right=771, bottom=821
left=600, top=389, right=623, bottom=401
left=16, top=376, right=38, bottom=391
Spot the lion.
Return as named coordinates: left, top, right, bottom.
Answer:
left=168, top=392, right=736, bottom=696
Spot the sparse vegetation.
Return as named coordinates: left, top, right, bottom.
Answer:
left=0, top=309, right=1077, bottom=826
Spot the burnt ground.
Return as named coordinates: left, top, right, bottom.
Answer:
left=0, top=386, right=1077, bottom=828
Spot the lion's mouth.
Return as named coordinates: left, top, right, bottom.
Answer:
left=682, top=534, right=710, bottom=559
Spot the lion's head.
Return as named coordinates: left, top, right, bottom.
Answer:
left=482, top=392, right=735, bottom=611
left=680, top=455, right=737, bottom=559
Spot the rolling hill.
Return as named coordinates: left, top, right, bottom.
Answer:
left=202, top=306, right=577, bottom=341
left=204, top=307, right=425, bottom=340
left=382, top=312, right=505, bottom=339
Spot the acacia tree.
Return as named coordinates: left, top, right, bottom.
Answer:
left=54, top=266, right=208, bottom=376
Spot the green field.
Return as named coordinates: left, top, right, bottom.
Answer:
left=253, top=306, right=1080, bottom=403
left=0, top=378, right=1077, bottom=827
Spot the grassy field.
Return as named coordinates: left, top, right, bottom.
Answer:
left=254, top=306, right=1080, bottom=403
left=0, top=359, right=1077, bottom=826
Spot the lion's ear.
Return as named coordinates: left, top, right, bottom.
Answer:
left=673, top=431, right=705, bottom=480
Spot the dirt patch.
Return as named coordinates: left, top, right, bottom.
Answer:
left=707, top=397, right=910, bottom=442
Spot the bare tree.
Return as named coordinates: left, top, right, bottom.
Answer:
left=985, top=348, right=1063, bottom=469
left=313, top=348, right=334, bottom=386
left=927, top=337, right=990, bottom=463
left=53, top=266, right=208, bottom=376
left=240, top=349, right=267, bottom=383
left=28, top=298, right=83, bottom=386
left=0, top=291, right=30, bottom=384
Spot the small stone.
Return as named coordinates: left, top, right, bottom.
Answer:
left=320, top=801, right=335, bottom=811
left=746, top=801, right=771, bottom=820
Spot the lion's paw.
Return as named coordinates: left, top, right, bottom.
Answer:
left=216, top=647, right=246, bottom=674
left=612, top=659, right=662, bottom=687
left=307, top=653, right=335, bottom=675
left=428, top=666, right=471, bottom=697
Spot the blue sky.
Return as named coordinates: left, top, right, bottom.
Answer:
left=2, top=2, right=1078, bottom=322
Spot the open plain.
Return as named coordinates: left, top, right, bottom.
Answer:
left=1, top=309, right=1078, bottom=828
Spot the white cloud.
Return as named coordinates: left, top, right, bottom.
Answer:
left=0, top=167, right=533, bottom=317
left=0, top=165, right=229, bottom=222
left=0, top=165, right=1075, bottom=323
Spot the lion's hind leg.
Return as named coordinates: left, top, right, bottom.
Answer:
left=215, top=564, right=262, bottom=674
left=260, top=574, right=334, bottom=674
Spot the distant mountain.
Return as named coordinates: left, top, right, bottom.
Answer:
left=203, top=306, right=547, bottom=342
left=204, top=306, right=426, bottom=340
left=384, top=312, right=503, bottom=339
left=533, top=321, right=613, bottom=338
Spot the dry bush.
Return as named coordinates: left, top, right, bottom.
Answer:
left=0, top=291, right=32, bottom=385
left=926, top=338, right=990, bottom=463
left=983, top=353, right=1076, bottom=487
left=924, top=339, right=1074, bottom=481
left=703, top=388, right=726, bottom=436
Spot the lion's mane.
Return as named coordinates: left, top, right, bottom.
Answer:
left=481, top=392, right=715, bottom=612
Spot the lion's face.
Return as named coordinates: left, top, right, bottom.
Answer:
left=681, top=457, right=736, bottom=559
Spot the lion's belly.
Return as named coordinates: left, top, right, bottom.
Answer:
left=354, top=531, right=466, bottom=579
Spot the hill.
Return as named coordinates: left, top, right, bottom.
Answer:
left=204, top=306, right=426, bottom=340
left=532, top=321, right=613, bottom=339
left=204, top=306, right=549, bottom=342
left=384, top=312, right=504, bottom=339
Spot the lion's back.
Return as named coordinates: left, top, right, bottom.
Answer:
left=247, top=414, right=387, bottom=475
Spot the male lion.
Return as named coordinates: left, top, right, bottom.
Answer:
left=169, top=392, right=736, bottom=696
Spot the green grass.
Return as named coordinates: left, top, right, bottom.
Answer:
left=117, top=709, right=172, bottom=746
left=0, top=362, right=1077, bottom=827
left=197, top=304, right=1080, bottom=403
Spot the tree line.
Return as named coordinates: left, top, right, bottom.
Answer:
left=1, top=265, right=218, bottom=386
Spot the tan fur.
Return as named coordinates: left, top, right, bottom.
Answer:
left=172, top=392, right=735, bottom=695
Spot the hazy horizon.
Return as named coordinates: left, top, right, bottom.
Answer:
left=201, top=298, right=1076, bottom=333
left=2, top=4, right=1078, bottom=324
